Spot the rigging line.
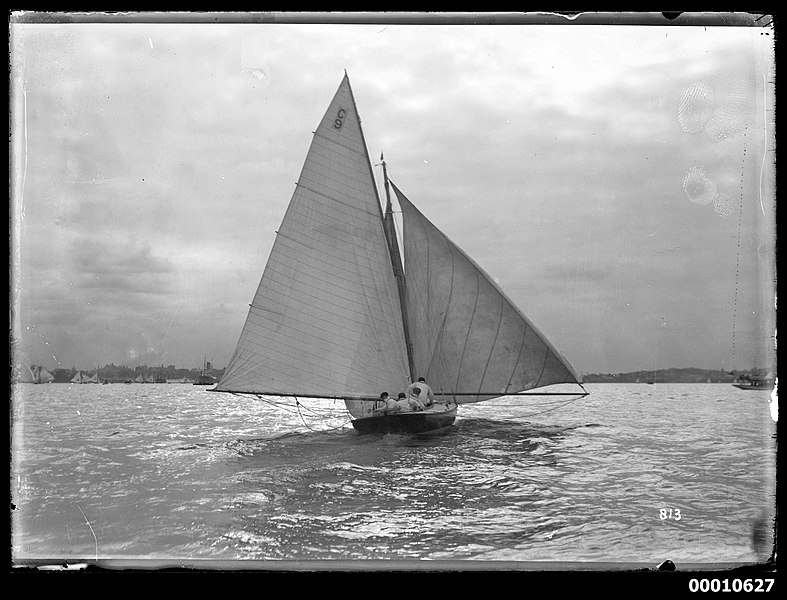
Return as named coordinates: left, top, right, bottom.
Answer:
left=291, top=396, right=344, bottom=417
left=449, top=391, right=588, bottom=396
left=294, top=398, right=352, bottom=432
left=230, top=392, right=301, bottom=414
left=248, top=393, right=351, bottom=430
left=259, top=395, right=291, bottom=409
left=476, top=394, right=584, bottom=408
left=508, top=395, right=586, bottom=418
left=261, top=393, right=332, bottom=416
left=295, top=399, right=319, bottom=431
left=257, top=396, right=301, bottom=414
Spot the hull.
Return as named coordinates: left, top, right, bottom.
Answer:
left=732, top=383, right=772, bottom=391
left=351, top=407, right=457, bottom=435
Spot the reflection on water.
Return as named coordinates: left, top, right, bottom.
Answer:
left=11, top=383, right=776, bottom=566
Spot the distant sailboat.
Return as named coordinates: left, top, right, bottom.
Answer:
left=33, top=365, right=54, bottom=383
left=213, top=74, right=587, bottom=434
left=14, top=363, right=54, bottom=384
left=71, top=371, right=86, bottom=384
left=732, top=374, right=774, bottom=391
left=14, top=363, right=36, bottom=383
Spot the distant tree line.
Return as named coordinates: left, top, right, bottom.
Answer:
left=49, top=363, right=224, bottom=383
left=582, top=367, right=770, bottom=384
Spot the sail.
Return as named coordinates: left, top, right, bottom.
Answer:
left=32, top=365, right=54, bottom=383
left=71, top=371, right=84, bottom=383
left=14, top=362, right=36, bottom=383
left=85, top=372, right=99, bottom=384
left=216, top=74, right=410, bottom=399
left=392, top=183, right=582, bottom=404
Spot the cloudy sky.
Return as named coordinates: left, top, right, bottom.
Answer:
left=10, top=12, right=776, bottom=376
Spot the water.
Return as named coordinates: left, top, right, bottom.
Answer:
left=11, top=383, right=777, bottom=569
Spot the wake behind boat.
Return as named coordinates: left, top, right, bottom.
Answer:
left=213, top=74, right=587, bottom=434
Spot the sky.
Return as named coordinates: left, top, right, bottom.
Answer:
left=10, top=12, right=776, bottom=377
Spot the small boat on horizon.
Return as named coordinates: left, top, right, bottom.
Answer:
left=13, top=363, right=54, bottom=384
left=732, top=374, right=774, bottom=391
left=193, top=358, right=216, bottom=386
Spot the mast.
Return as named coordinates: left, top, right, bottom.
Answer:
left=382, top=154, right=415, bottom=382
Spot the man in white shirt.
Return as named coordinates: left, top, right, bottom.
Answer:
left=374, top=391, right=400, bottom=414
left=407, top=377, right=435, bottom=408
left=407, top=386, right=426, bottom=411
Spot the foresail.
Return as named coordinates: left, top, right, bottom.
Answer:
left=393, top=183, right=581, bottom=404
left=216, top=75, right=410, bottom=398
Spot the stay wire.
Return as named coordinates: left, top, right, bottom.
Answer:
left=472, top=391, right=587, bottom=418
left=230, top=392, right=352, bottom=432
left=294, top=397, right=353, bottom=432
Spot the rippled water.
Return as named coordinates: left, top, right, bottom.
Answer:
left=11, top=383, right=777, bottom=568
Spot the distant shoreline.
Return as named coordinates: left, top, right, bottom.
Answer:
left=583, top=367, right=770, bottom=384
left=16, top=363, right=772, bottom=386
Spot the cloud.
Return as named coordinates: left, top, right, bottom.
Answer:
left=10, top=20, right=774, bottom=375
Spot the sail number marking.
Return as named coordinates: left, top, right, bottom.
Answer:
left=333, top=108, right=346, bottom=130
left=659, top=508, right=681, bottom=521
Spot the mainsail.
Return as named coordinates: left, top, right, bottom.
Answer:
left=392, top=183, right=582, bottom=404
left=216, top=74, right=410, bottom=399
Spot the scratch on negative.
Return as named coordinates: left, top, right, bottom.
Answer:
left=759, top=73, right=767, bottom=216
left=76, top=503, right=98, bottom=560
left=17, top=77, right=28, bottom=213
